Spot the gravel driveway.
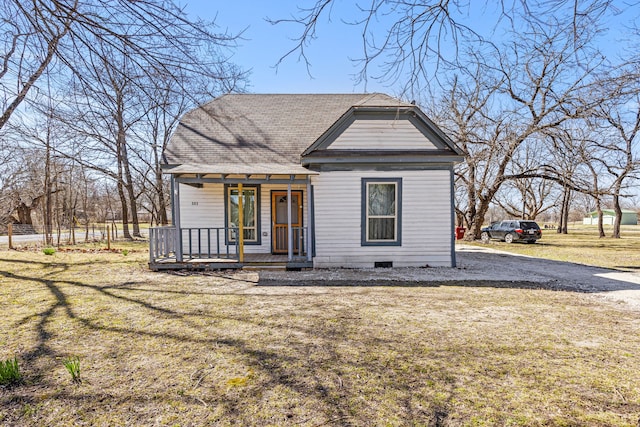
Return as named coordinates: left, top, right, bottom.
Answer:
left=259, top=244, right=640, bottom=310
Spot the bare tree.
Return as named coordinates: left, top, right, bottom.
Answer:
left=131, top=72, right=207, bottom=226
left=494, top=141, right=556, bottom=221
left=0, top=1, right=246, bottom=240
left=274, top=0, right=638, bottom=235
left=272, top=0, right=616, bottom=95
left=52, top=42, right=146, bottom=239
left=432, top=15, right=606, bottom=239
left=589, top=79, right=640, bottom=238
left=1, top=0, right=241, bottom=133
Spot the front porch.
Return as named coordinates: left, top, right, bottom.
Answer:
left=149, top=226, right=313, bottom=271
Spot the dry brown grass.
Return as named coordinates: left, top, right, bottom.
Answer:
left=1, top=244, right=640, bottom=426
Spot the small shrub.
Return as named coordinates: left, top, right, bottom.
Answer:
left=121, top=249, right=129, bottom=256
left=63, top=356, right=81, bottom=383
left=42, top=247, right=55, bottom=256
left=0, top=357, right=21, bottom=386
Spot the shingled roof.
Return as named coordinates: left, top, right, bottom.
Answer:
left=162, top=93, right=413, bottom=172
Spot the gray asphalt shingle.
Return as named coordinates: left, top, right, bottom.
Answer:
left=162, top=93, right=413, bottom=167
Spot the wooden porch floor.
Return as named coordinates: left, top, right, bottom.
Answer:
left=150, top=253, right=312, bottom=271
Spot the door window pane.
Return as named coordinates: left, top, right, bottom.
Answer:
left=275, top=195, right=299, bottom=224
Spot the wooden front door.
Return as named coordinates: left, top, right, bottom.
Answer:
left=271, top=191, right=303, bottom=254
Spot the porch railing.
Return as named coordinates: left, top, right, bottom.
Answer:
left=149, top=226, right=240, bottom=263
left=150, top=224, right=313, bottom=266
left=181, top=227, right=239, bottom=260
left=149, top=226, right=177, bottom=263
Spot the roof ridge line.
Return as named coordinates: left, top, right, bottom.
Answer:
left=354, top=93, right=383, bottom=106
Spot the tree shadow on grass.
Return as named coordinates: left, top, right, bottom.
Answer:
left=0, top=261, right=456, bottom=426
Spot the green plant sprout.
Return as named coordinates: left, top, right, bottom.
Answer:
left=63, top=356, right=81, bottom=384
left=0, top=357, right=21, bottom=385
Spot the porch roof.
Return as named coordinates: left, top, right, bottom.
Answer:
left=164, top=162, right=318, bottom=176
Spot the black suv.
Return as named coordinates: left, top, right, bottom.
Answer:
left=480, top=220, right=542, bottom=244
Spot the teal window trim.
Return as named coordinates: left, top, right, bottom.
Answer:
left=361, top=178, right=402, bottom=246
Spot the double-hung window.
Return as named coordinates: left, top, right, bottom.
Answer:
left=362, top=178, right=402, bottom=246
left=226, top=186, right=260, bottom=244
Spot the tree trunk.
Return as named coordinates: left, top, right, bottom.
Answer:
left=589, top=166, right=605, bottom=238
left=595, top=199, right=605, bottom=238
left=116, top=179, right=132, bottom=240
left=557, top=187, right=570, bottom=234
left=44, top=136, right=53, bottom=245
left=115, top=141, right=132, bottom=240
left=117, top=120, right=141, bottom=238
left=612, top=192, right=622, bottom=239
left=561, top=189, right=570, bottom=234
left=154, top=149, right=169, bottom=226
left=16, top=202, right=33, bottom=225
left=465, top=197, right=491, bottom=241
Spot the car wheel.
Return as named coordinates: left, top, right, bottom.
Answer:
left=505, top=233, right=515, bottom=244
left=481, top=232, right=490, bottom=243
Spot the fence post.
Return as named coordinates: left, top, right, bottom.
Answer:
left=8, top=223, right=13, bottom=250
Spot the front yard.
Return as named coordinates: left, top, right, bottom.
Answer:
left=1, top=244, right=639, bottom=426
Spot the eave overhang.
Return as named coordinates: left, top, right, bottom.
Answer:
left=161, top=163, right=317, bottom=185
left=161, top=162, right=317, bottom=176
left=301, top=150, right=465, bottom=167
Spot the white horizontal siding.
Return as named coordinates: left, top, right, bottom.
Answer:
left=328, top=119, right=438, bottom=150
left=311, top=170, right=454, bottom=267
left=179, top=183, right=225, bottom=229
left=177, top=182, right=308, bottom=255
left=178, top=183, right=226, bottom=256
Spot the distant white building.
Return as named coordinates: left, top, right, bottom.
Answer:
left=583, top=209, right=638, bottom=225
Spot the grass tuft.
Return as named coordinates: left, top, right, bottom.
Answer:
left=63, top=356, right=81, bottom=384
left=0, top=357, right=21, bottom=386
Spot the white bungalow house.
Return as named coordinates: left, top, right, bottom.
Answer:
left=149, top=93, right=464, bottom=270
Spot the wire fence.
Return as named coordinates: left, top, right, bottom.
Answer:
left=1, top=223, right=149, bottom=248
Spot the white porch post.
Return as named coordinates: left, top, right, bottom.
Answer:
left=287, top=180, right=293, bottom=261
left=306, top=177, right=312, bottom=262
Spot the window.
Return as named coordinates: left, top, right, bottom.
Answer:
left=362, top=178, right=402, bottom=246
left=226, top=186, right=260, bottom=244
